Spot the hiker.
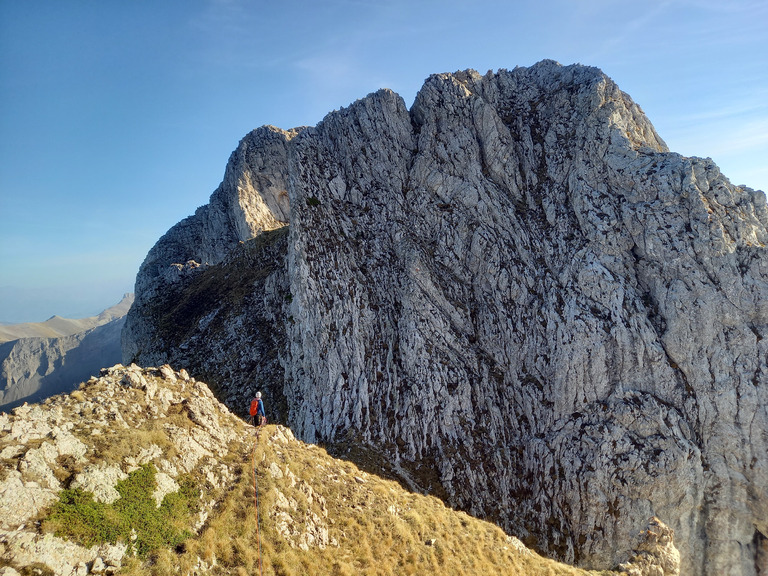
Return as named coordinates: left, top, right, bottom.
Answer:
left=250, top=392, right=266, bottom=426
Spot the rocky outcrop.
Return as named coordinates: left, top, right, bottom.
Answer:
left=0, top=307, right=131, bottom=412
left=0, top=532, right=126, bottom=576
left=618, top=517, right=681, bottom=576
left=124, top=127, right=297, bottom=313
left=123, top=60, right=768, bottom=575
left=0, top=363, right=245, bottom=575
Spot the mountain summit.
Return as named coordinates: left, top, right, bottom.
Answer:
left=123, top=61, right=768, bottom=575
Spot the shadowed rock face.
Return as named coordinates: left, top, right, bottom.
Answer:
left=1, top=295, right=134, bottom=411
left=123, top=60, right=768, bottom=576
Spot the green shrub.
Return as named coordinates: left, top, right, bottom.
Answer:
left=43, top=488, right=121, bottom=547
left=43, top=464, right=199, bottom=557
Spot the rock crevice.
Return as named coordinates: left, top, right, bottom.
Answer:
left=123, top=60, right=768, bottom=576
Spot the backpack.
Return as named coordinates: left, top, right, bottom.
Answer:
left=249, top=399, right=259, bottom=416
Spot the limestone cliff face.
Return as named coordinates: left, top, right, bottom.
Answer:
left=123, top=126, right=297, bottom=312
left=123, top=61, right=768, bottom=576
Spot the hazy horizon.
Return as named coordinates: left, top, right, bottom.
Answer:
left=0, top=289, right=133, bottom=325
left=2, top=1, right=766, bottom=323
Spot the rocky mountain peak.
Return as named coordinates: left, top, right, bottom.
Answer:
left=122, top=60, right=767, bottom=576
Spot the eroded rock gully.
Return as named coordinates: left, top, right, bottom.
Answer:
left=123, top=60, right=768, bottom=576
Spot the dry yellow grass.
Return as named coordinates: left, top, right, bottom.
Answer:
left=120, top=425, right=614, bottom=576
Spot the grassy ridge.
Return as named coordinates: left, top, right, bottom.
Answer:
left=117, top=426, right=612, bottom=576
left=23, top=366, right=614, bottom=575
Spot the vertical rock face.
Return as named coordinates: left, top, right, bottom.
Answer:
left=123, top=61, right=768, bottom=576
left=122, top=125, right=298, bottom=313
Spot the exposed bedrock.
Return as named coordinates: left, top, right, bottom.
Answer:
left=124, top=60, right=768, bottom=576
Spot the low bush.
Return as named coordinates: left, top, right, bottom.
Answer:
left=43, top=463, right=199, bottom=557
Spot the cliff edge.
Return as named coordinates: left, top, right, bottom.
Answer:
left=123, top=61, right=768, bottom=575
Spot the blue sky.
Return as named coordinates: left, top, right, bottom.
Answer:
left=1, top=0, right=766, bottom=323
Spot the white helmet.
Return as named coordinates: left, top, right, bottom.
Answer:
left=256, top=392, right=262, bottom=399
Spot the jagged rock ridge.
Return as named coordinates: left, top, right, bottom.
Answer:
left=123, top=60, right=768, bottom=576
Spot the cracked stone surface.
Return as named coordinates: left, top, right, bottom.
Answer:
left=123, top=60, right=768, bottom=576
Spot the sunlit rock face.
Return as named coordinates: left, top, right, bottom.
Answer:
left=123, top=125, right=297, bottom=312
left=124, top=60, right=768, bottom=576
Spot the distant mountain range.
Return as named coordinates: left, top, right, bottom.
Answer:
left=0, top=293, right=133, bottom=411
left=0, top=294, right=133, bottom=343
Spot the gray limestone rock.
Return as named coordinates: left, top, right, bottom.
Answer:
left=0, top=471, right=58, bottom=530
left=70, top=464, right=128, bottom=504
left=0, top=364, right=248, bottom=573
left=123, top=60, right=768, bottom=576
left=618, top=517, right=681, bottom=576
left=0, top=530, right=126, bottom=576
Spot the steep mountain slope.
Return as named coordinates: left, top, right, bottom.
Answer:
left=0, top=295, right=134, bottom=411
left=123, top=61, right=768, bottom=575
left=0, top=364, right=638, bottom=576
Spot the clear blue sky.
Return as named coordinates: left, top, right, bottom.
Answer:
left=1, top=0, right=766, bottom=323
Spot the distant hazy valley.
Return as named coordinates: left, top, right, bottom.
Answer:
left=0, top=293, right=133, bottom=411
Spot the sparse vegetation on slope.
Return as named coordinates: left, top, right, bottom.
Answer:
left=0, top=364, right=616, bottom=576
left=122, top=425, right=613, bottom=576
left=44, top=463, right=199, bottom=555
left=127, top=227, right=291, bottom=422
